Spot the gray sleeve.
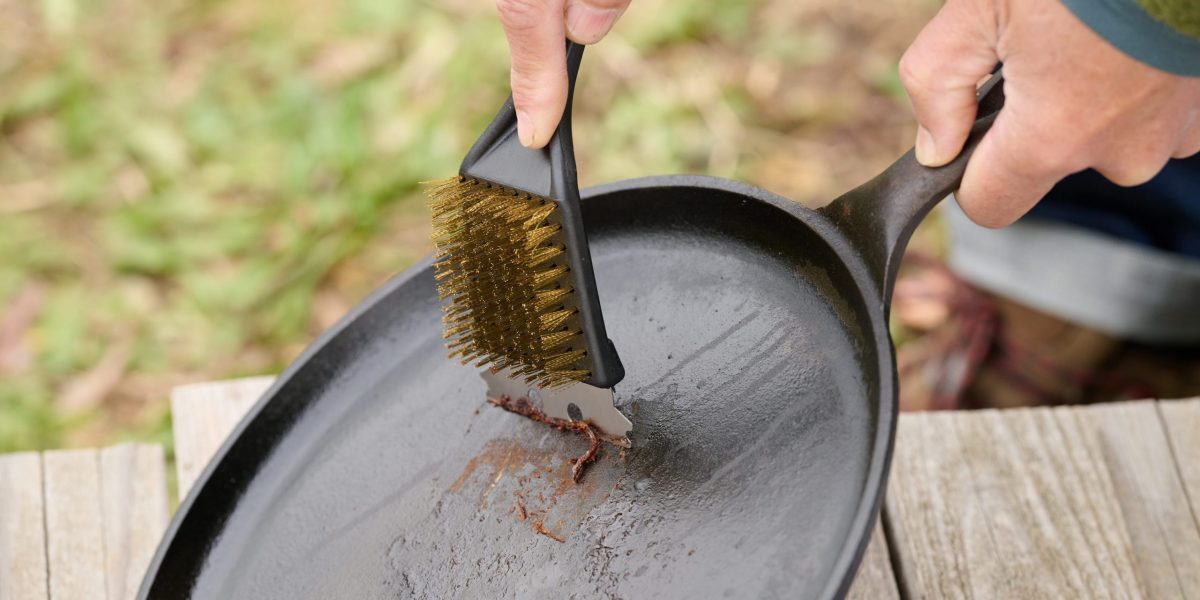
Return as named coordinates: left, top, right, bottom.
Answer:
left=1058, top=0, right=1200, bottom=76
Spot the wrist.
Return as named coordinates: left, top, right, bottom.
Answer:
left=1057, top=0, right=1200, bottom=76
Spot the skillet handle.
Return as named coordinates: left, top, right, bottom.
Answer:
left=821, top=73, right=1005, bottom=312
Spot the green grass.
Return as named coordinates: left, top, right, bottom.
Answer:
left=0, top=0, right=936, bottom=453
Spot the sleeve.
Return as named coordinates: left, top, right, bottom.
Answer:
left=1057, top=0, right=1200, bottom=76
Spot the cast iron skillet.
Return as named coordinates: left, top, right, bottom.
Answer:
left=141, top=78, right=1003, bottom=599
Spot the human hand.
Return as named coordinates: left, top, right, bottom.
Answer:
left=899, top=0, right=1200, bottom=227
left=495, top=0, right=631, bottom=148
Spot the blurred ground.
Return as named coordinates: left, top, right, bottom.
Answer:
left=0, top=0, right=940, bottom=452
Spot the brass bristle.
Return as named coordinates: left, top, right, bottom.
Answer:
left=539, top=309, right=576, bottom=332
left=532, top=264, right=569, bottom=288
left=544, top=349, right=587, bottom=370
left=534, top=288, right=572, bottom=311
left=541, top=329, right=580, bottom=349
left=527, top=245, right=564, bottom=268
left=525, top=224, right=562, bottom=249
left=522, top=203, right=557, bottom=228
left=424, top=176, right=590, bottom=387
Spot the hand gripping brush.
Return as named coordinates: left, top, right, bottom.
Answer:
left=426, top=42, right=632, bottom=443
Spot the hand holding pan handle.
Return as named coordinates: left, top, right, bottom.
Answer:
left=822, top=72, right=1005, bottom=313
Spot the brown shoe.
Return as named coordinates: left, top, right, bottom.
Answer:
left=894, top=253, right=1200, bottom=410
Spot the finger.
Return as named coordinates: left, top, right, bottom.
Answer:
left=1172, top=114, right=1200, bottom=159
left=899, top=0, right=1001, bottom=167
left=1094, top=161, right=1169, bottom=188
left=1094, top=117, right=1178, bottom=186
left=1175, top=132, right=1200, bottom=159
left=1094, top=148, right=1172, bottom=187
left=496, top=0, right=568, bottom=148
left=957, top=102, right=1083, bottom=228
left=565, top=0, right=630, bottom=44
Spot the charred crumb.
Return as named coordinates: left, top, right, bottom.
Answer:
left=534, top=521, right=566, bottom=543
left=568, top=423, right=601, bottom=481
left=488, top=394, right=606, bottom=483
left=514, top=491, right=527, bottom=521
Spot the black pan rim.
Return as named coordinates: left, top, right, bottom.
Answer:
left=586, top=174, right=897, bottom=600
left=140, top=174, right=897, bottom=600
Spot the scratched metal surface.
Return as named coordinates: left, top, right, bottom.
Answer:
left=142, top=177, right=892, bottom=600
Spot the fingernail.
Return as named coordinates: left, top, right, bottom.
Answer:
left=516, top=110, right=535, bottom=147
left=566, top=2, right=618, bottom=44
left=915, top=126, right=938, bottom=166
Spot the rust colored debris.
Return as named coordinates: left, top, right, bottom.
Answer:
left=488, top=394, right=602, bottom=483
left=514, top=491, right=527, bottom=521
left=534, top=521, right=565, bottom=543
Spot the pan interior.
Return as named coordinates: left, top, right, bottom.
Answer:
left=173, top=181, right=883, bottom=599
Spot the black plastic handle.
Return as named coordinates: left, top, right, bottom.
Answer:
left=460, top=42, right=586, bottom=198
left=822, top=73, right=1005, bottom=311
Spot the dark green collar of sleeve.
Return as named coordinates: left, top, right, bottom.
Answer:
left=1059, top=0, right=1200, bottom=76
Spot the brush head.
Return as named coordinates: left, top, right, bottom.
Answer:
left=427, top=41, right=624, bottom=389
left=428, top=176, right=592, bottom=387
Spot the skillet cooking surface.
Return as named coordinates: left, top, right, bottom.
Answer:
left=144, top=176, right=892, bottom=599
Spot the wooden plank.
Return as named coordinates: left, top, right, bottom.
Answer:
left=1158, top=398, right=1200, bottom=524
left=885, top=407, right=1144, bottom=598
left=1048, top=405, right=1151, bottom=594
left=100, top=444, right=169, bottom=600
left=0, top=452, right=48, bottom=600
left=171, top=376, right=274, bottom=497
left=846, top=521, right=900, bottom=600
left=1083, top=401, right=1200, bottom=599
left=42, top=449, right=105, bottom=600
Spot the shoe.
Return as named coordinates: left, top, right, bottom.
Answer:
left=893, top=252, right=1200, bottom=410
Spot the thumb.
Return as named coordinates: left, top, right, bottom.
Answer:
left=497, top=0, right=568, bottom=148
left=899, top=0, right=1000, bottom=167
left=565, top=0, right=630, bottom=44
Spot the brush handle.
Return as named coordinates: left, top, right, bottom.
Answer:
left=549, top=41, right=586, bottom=204
left=550, top=42, right=628, bottom=389
left=459, top=42, right=585, bottom=199
left=821, top=73, right=1005, bottom=312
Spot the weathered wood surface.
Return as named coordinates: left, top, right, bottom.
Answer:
left=0, top=452, right=47, bottom=600
left=100, top=444, right=169, bottom=600
left=886, top=399, right=1200, bottom=599
left=43, top=449, right=106, bottom=600
left=1159, top=399, right=1200, bottom=525
left=0, top=444, right=166, bottom=600
left=169, top=376, right=903, bottom=597
left=1086, top=401, right=1200, bottom=599
left=170, top=376, right=273, bottom=496
left=1142, top=398, right=1200, bottom=600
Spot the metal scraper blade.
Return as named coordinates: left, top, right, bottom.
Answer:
left=481, top=367, right=632, bottom=447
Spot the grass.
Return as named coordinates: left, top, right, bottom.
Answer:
left=0, top=0, right=938, bottom=453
